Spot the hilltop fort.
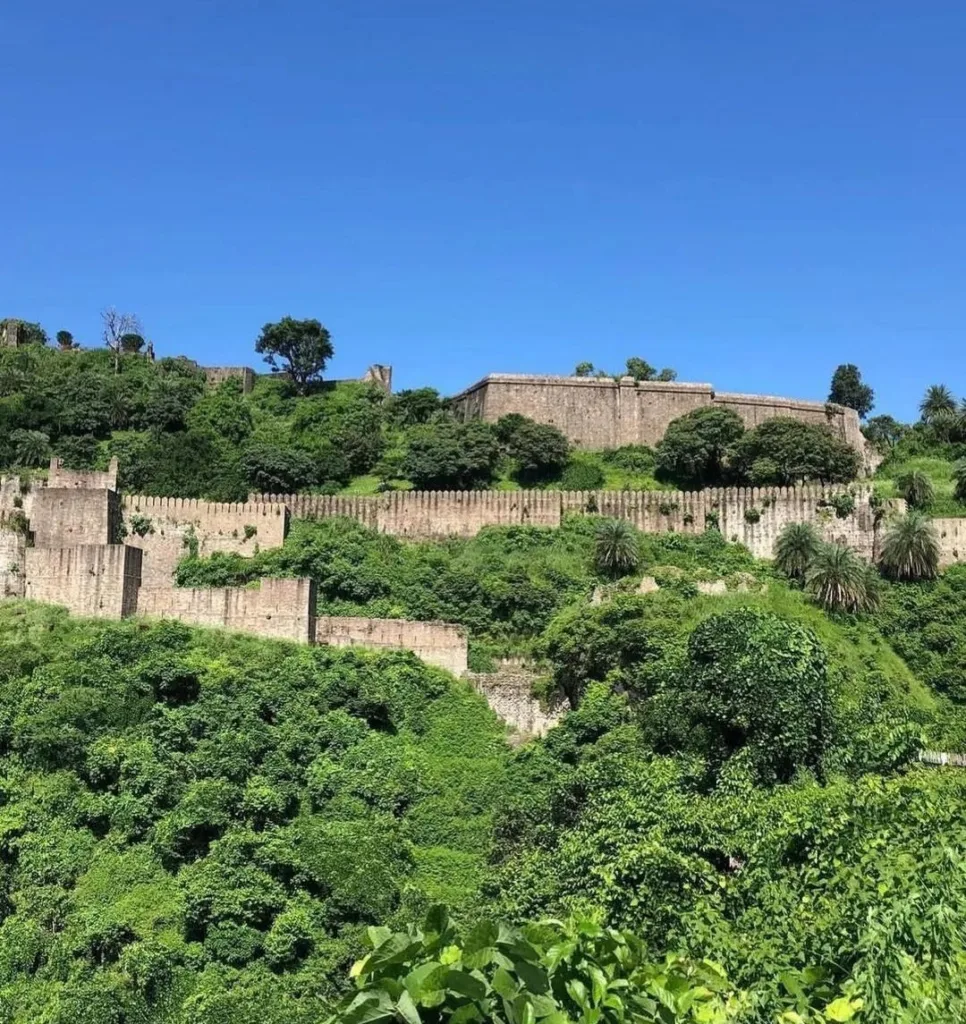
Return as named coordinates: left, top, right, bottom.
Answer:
left=451, top=372, right=867, bottom=455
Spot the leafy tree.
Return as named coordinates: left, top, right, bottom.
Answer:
left=255, top=316, right=334, bottom=393
left=55, top=433, right=99, bottom=469
left=828, top=363, right=874, bottom=417
left=729, top=417, right=860, bottom=485
left=806, top=542, right=874, bottom=613
left=863, top=414, right=906, bottom=453
left=384, top=387, right=444, bottom=426
left=897, top=469, right=935, bottom=509
left=594, top=519, right=640, bottom=577
left=878, top=511, right=940, bottom=581
left=497, top=415, right=570, bottom=484
left=560, top=458, right=606, bottom=490
left=241, top=439, right=318, bottom=493
left=655, top=407, right=745, bottom=487
left=671, top=608, right=833, bottom=783
left=920, top=384, right=957, bottom=423
left=774, top=522, right=821, bottom=581
left=574, top=361, right=594, bottom=377
left=402, top=420, right=500, bottom=490
left=954, top=459, right=966, bottom=503
left=56, top=329, right=76, bottom=350
left=625, top=356, right=657, bottom=381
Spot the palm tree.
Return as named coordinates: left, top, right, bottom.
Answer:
left=897, top=470, right=935, bottom=509
left=774, top=522, right=821, bottom=580
left=953, top=459, right=966, bottom=503
left=920, top=384, right=957, bottom=424
left=805, top=542, right=872, bottom=613
left=594, top=519, right=640, bottom=576
left=878, top=511, right=940, bottom=581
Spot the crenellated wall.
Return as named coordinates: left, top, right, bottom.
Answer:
left=313, top=616, right=468, bottom=674
left=449, top=373, right=864, bottom=455
left=251, top=485, right=886, bottom=558
left=24, top=544, right=142, bottom=619
left=137, top=577, right=316, bottom=643
left=122, top=496, right=288, bottom=587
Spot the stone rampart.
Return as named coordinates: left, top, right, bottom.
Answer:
left=203, top=366, right=256, bottom=392
left=252, top=485, right=883, bottom=558
left=0, top=528, right=26, bottom=598
left=136, top=577, right=316, bottom=643
left=122, top=496, right=288, bottom=587
left=313, top=616, right=468, bottom=674
left=47, top=457, right=119, bottom=490
left=23, top=544, right=142, bottom=619
left=449, top=373, right=863, bottom=454
left=31, top=489, right=121, bottom=548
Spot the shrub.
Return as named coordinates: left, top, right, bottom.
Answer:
left=879, top=511, right=940, bottom=581
left=897, top=469, right=935, bottom=509
left=403, top=420, right=501, bottom=490
left=602, top=444, right=657, bottom=474
left=594, top=519, right=640, bottom=577
left=655, top=407, right=745, bottom=487
left=743, top=507, right=761, bottom=524
left=774, top=522, right=821, bottom=580
left=560, top=459, right=605, bottom=491
left=806, top=543, right=876, bottom=613
left=497, top=416, right=570, bottom=484
left=730, top=418, right=860, bottom=485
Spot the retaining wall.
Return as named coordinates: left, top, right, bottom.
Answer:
left=0, top=528, right=26, bottom=598
left=465, top=666, right=566, bottom=736
left=24, top=544, right=142, bottom=619
left=313, top=616, right=468, bottom=674
left=31, top=489, right=121, bottom=548
left=136, top=577, right=316, bottom=643
left=935, top=518, right=966, bottom=568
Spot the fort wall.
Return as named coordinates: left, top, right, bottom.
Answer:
left=47, top=457, right=119, bottom=491
left=0, top=528, right=26, bottom=598
left=31, top=489, right=121, bottom=548
left=23, top=544, right=142, bottom=619
left=465, top=662, right=565, bottom=736
left=122, top=496, right=288, bottom=587
left=449, top=373, right=864, bottom=455
left=252, top=485, right=884, bottom=558
left=935, top=518, right=966, bottom=568
left=313, top=616, right=468, bottom=674
left=136, top=577, right=316, bottom=643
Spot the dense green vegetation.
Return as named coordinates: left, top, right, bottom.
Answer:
left=6, top=501, right=966, bottom=1019
left=0, top=603, right=510, bottom=1022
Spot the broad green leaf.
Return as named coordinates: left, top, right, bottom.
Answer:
left=825, top=997, right=864, bottom=1022
left=444, top=969, right=488, bottom=1002
left=492, top=967, right=519, bottom=1001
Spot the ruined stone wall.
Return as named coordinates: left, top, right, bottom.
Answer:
left=314, top=616, right=468, bottom=674
left=122, top=496, right=288, bottom=587
left=450, top=373, right=862, bottom=453
left=0, top=528, right=26, bottom=598
left=935, top=518, right=966, bottom=567
left=31, top=489, right=121, bottom=548
left=137, top=577, right=316, bottom=643
left=47, top=457, right=119, bottom=491
left=23, top=544, right=142, bottom=619
left=203, top=367, right=255, bottom=392
left=252, top=485, right=883, bottom=558
left=465, top=663, right=566, bottom=736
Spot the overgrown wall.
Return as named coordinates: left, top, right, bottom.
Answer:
left=313, top=616, right=468, bottom=674
left=122, top=496, right=288, bottom=587
left=449, top=373, right=863, bottom=453
left=253, top=485, right=883, bottom=558
left=137, top=578, right=316, bottom=643
left=465, top=663, right=566, bottom=736
left=24, top=544, right=142, bottom=619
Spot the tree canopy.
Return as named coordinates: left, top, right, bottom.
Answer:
left=255, top=316, right=335, bottom=392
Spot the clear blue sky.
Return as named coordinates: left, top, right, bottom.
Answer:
left=2, top=1, right=964, bottom=420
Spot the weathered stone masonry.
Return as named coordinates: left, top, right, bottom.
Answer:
left=449, top=373, right=866, bottom=456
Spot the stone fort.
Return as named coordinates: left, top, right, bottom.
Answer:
left=4, top=461, right=966, bottom=734
left=450, top=373, right=867, bottom=456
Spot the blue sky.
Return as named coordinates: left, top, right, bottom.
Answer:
left=2, top=1, right=964, bottom=420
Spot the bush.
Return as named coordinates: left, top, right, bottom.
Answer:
left=403, top=420, right=501, bottom=490
left=560, top=458, right=605, bottom=490
left=602, top=444, right=657, bottom=474
left=655, top=407, right=745, bottom=487
left=497, top=416, right=570, bottom=484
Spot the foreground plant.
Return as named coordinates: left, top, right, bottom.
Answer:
left=774, top=522, right=822, bottom=581
left=806, top=543, right=875, bottom=613
left=328, top=906, right=746, bottom=1024
left=594, top=519, right=640, bottom=576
